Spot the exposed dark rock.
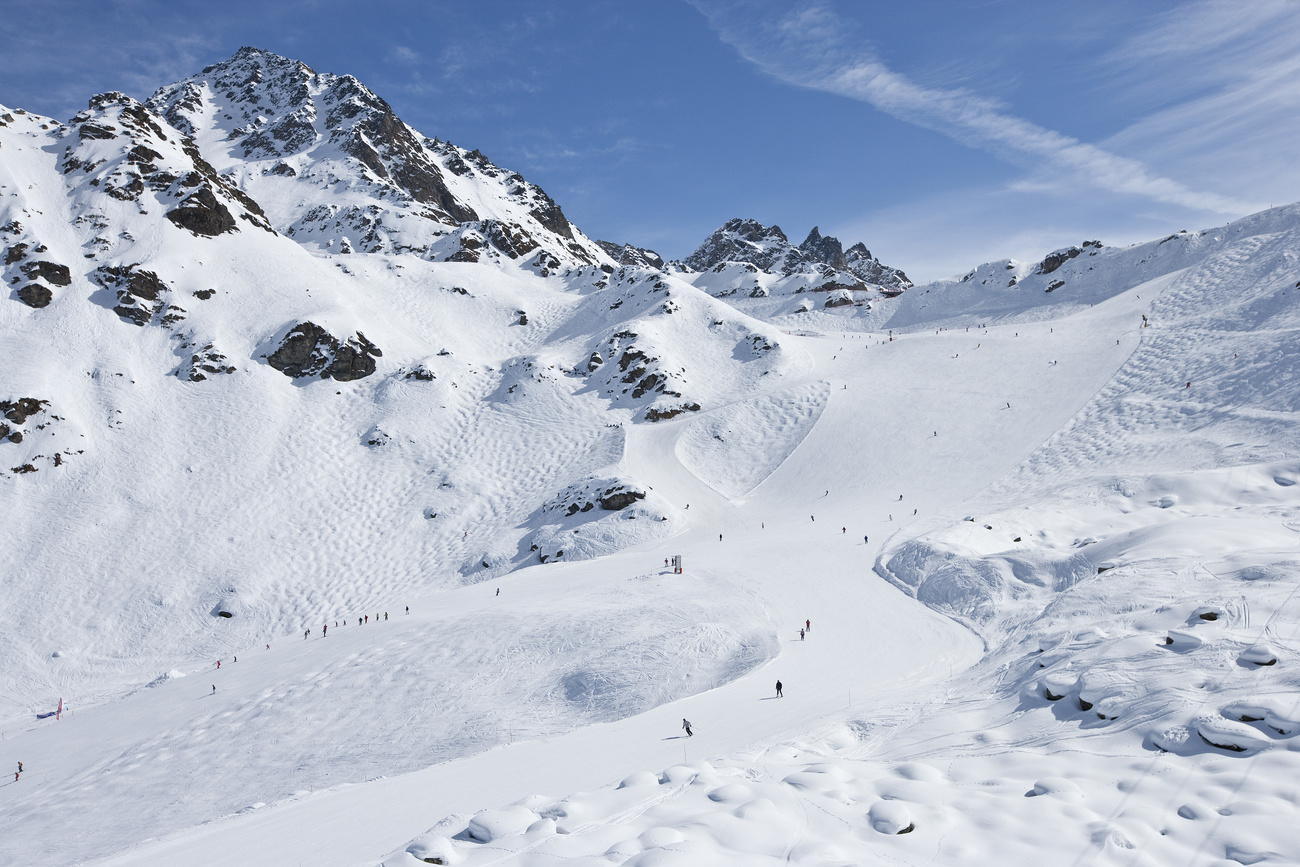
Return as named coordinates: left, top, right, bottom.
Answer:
left=177, top=342, right=235, bottom=381
left=11, top=463, right=37, bottom=474
left=94, top=264, right=166, bottom=300
left=800, top=227, right=846, bottom=270
left=166, top=186, right=237, bottom=236
left=599, top=489, right=645, bottom=510
left=527, top=189, right=573, bottom=239
left=20, top=260, right=72, bottom=286
left=1036, top=242, right=1100, bottom=275
left=645, top=403, right=700, bottom=422
left=596, top=240, right=664, bottom=269
left=2, top=397, right=49, bottom=426
left=269, top=161, right=297, bottom=176
left=403, top=366, right=435, bottom=381
left=113, top=305, right=152, bottom=326
left=266, top=321, right=381, bottom=382
left=4, top=243, right=28, bottom=264
left=17, top=284, right=52, bottom=308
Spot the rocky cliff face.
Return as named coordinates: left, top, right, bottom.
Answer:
left=596, top=240, right=664, bottom=269
left=147, top=48, right=609, bottom=267
left=681, top=218, right=911, bottom=292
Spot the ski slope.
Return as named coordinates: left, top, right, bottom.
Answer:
left=4, top=67, right=1300, bottom=863
left=8, top=231, right=1294, bottom=865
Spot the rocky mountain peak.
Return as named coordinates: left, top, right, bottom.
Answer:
left=596, top=240, right=664, bottom=269
left=682, top=218, right=910, bottom=292
left=145, top=48, right=607, bottom=266
left=683, top=218, right=794, bottom=272
left=799, top=227, right=846, bottom=271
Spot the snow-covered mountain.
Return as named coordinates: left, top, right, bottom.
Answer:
left=6, top=46, right=1300, bottom=867
left=679, top=217, right=912, bottom=305
left=146, top=47, right=609, bottom=267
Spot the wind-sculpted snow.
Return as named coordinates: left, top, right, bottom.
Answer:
left=675, top=381, right=830, bottom=499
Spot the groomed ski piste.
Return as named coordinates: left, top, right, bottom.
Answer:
left=4, top=92, right=1300, bottom=863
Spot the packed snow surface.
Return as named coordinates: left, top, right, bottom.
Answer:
left=4, top=66, right=1300, bottom=866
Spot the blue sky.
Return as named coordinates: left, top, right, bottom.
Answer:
left=2, top=0, right=1298, bottom=280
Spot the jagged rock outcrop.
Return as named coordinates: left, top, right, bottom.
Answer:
left=684, top=218, right=911, bottom=292
left=147, top=48, right=609, bottom=267
left=1037, top=240, right=1103, bottom=275
left=266, top=322, right=382, bottom=382
left=798, top=227, right=847, bottom=271
left=596, top=240, right=665, bottom=270
left=61, top=91, right=273, bottom=245
left=92, top=264, right=184, bottom=327
left=685, top=218, right=795, bottom=273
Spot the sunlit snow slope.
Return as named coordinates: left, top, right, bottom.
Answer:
left=3, top=51, right=1300, bottom=867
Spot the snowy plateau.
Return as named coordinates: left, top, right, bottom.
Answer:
left=2, top=47, right=1300, bottom=867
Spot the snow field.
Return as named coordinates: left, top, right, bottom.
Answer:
left=7, top=86, right=1300, bottom=866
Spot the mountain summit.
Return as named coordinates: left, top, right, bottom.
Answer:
left=146, top=47, right=607, bottom=265
left=683, top=217, right=911, bottom=293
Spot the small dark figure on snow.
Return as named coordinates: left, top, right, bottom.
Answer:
left=864, top=535, right=869, bottom=544
left=211, top=685, right=216, bottom=695
left=776, top=680, right=783, bottom=698
left=304, top=629, right=310, bottom=640
left=216, top=660, right=220, bottom=669
left=405, top=607, right=409, bottom=614
left=719, top=534, right=723, bottom=541
left=682, top=718, right=693, bottom=737
left=323, top=624, right=327, bottom=636
left=384, top=612, right=388, bottom=620
left=806, top=619, right=811, bottom=632
left=496, top=588, right=500, bottom=597
left=800, top=628, right=805, bottom=640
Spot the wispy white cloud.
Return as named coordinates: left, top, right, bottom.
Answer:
left=691, top=0, right=1258, bottom=215
left=1096, top=0, right=1300, bottom=205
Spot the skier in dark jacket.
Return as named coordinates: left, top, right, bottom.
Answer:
left=682, top=719, right=693, bottom=737
left=776, top=680, right=783, bottom=698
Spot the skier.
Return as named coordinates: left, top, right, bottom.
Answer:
left=384, top=612, right=388, bottom=620
left=842, top=527, right=846, bottom=534
left=719, top=534, right=723, bottom=542
left=806, top=619, right=811, bottom=632
left=365, top=615, right=368, bottom=624
left=212, top=685, right=216, bottom=695
left=864, top=535, right=869, bottom=544
left=304, top=629, right=309, bottom=640
left=682, top=718, right=693, bottom=737
left=914, top=508, right=917, bottom=515
left=496, top=588, right=500, bottom=597
left=800, top=628, right=805, bottom=640
left=323, top=624, right=327, bottom=636
left=776, top=680, right=783, bottom=698
left=811, top=515, right=815, bottom=522
left=16, top=762, right=22, bottom=773
left=216, top=660, right=220, bottom=670
left=405, top=607, right=409, bottom=615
